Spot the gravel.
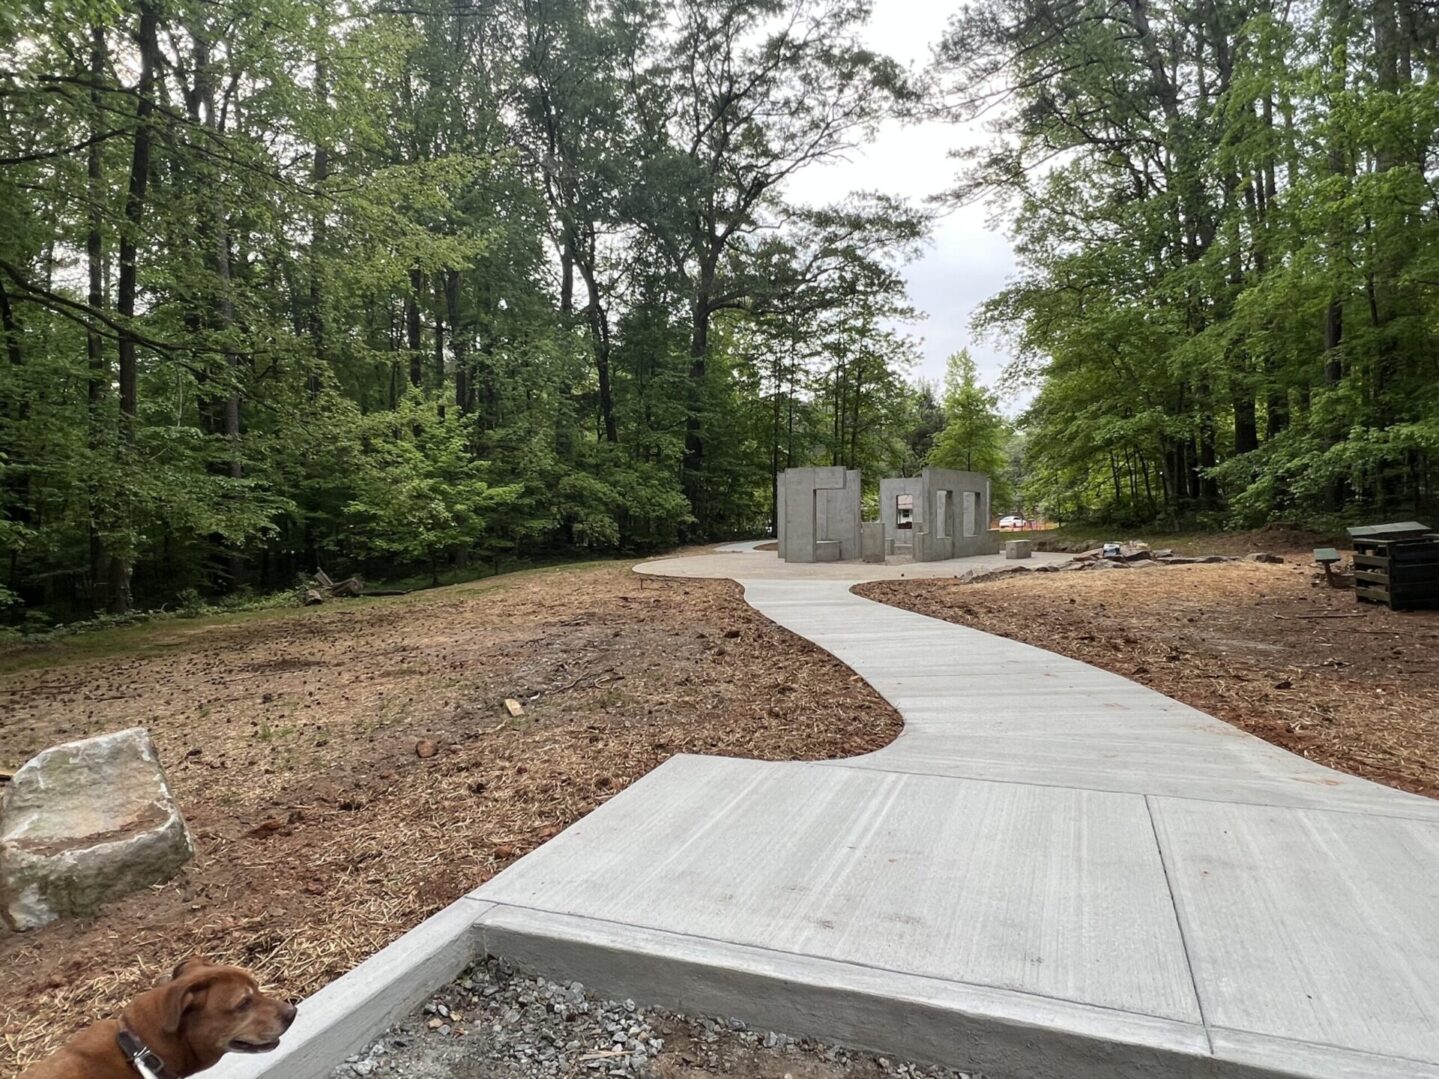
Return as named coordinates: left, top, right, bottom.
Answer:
left=332, top=957, right=989, bottom=1079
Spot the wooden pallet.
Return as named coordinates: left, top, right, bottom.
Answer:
left=1353, top=535, right=1439, bottom=609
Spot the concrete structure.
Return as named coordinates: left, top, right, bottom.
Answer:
left=1005, top=539, right=1032, bottom=560
left=859, top=522, right=885, bottom=564
left=914, top=467, right=998, bottom=560
left=880, top=468, right=997, bottom=560
left=211, top=547, right=1439, bottom=1079
left=877, top=476, right=922, bottom=557
left=776, top=467, right=861, bottom=563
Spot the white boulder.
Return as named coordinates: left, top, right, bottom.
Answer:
left=1, top=727, right=193, bottom=931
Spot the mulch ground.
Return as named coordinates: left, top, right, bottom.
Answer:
left=859, top=558, right=1439, bottom=799
left=0, top=561, right=900, bottom=1071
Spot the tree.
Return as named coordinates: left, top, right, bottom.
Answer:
left=0, top=0, right=929, bottom=622
left=632, top=0, right=915, bottom=533
left=934, top=0, right=1439, bottom=526
left=930, top=350, right=1012, bottom=511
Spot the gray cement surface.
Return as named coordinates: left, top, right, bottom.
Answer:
left=641, top=547, right=1071, bottom=580
left=213, top=544, right=1439, bottom=1079
left=472, top=548, right=1439, bottom=1078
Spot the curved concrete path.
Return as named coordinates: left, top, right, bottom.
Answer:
left=212, top=545, right=1439, bottom=1079
left=469, top=546, right=1439, bottom=1078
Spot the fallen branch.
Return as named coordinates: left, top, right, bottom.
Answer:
left=1274, top=613, right=1365, bottom=620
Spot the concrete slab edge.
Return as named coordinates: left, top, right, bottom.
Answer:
left=476, top=903, right=1273, bottom=1079
left=1211, top=1027, right=1439, bottom=1079
left=191, top=889, right=1439, bottom=1079
left=207, top=896, right=494, bottom=1079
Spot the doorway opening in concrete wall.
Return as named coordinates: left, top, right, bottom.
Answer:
left=896, top=494, right=913, bottom=529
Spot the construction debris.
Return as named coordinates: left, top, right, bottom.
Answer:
left=302, top=570, right=408, bottom=605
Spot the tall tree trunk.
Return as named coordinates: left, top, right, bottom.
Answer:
left=770, top=353, right=782, bottom=536
left=576, top=252, right=617, bottom=442
left=86, top=22, right=107, bottom=603
left=683, top=286, right=710, bottom=531
left=307, top=56, right=329, bottom=398
left=559, top=237, right=574, bottom=316
left=407, top=268, right=425, bottom=388
left=0, top=276, right=26, bottom=602
left=445, top=269, right=467, bottom=416
left=204, top=35, right=244, bottom=587
left=0, top=282, right=19, bottom=371
left=110, top=0, right=160, bottom=614
left=433, top=273, right=446, bottom=413
left=1233, top=393, right=1259, bottom=454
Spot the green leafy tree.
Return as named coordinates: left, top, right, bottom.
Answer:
left=929, top=350, right=1013, bottom=512
left=935, top=0, right=1439, bottom=527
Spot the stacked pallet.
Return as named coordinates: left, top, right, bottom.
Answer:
left=1349, top=522, right=1439, bottom=610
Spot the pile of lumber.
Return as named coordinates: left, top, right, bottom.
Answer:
left=303, top=570, right=408, bottom=605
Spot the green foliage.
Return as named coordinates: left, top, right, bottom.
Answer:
left=0, top=0, right=927, bottom=619
left=341, top=397, right=521, bottom=576
left=929, top=350, right=1014, bottom=512
left=938, top=0, right=1439, bottom=527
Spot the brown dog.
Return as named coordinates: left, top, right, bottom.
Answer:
left=19, top=957, right=296, bottom=1078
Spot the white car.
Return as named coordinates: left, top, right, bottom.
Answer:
left=999, top=515, right=1028, bottom=529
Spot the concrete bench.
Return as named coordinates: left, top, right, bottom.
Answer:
left=1005, top=539, right=1033, bottom=560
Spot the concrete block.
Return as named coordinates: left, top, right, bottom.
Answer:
left=913, top=467, right=998, bottom=560
left=778, top=467, right=860, bottom=563
left=879, top=476, right=922, bottom=559
left=208, top=897, right=492, bottom=1079
left=1005, top=539, right=1032, bottom=560
left=860, top=522, right=885, bottom=563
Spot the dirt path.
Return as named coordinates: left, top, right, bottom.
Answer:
left=859, top=559, right=1439, bottom=800
left=0, top=562, right=900, bottom=1072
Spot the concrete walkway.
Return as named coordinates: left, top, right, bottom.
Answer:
left=468, top=547, right=1439, bottom=1078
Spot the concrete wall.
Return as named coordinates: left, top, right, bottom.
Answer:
left=776, top=467, right=861, bottom=563
left=914, top=468, right=999, bottom=561
left=878, top=476, right=923, bottom=556
left=777, top=467, right=992, bottom=564
left=860, top=522, right=885, bottom=564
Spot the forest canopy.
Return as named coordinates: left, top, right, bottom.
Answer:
left=937, top=0, right=1439, bottom=528
left=3, top=0, right=1438, bottom=620
left=0, top=0, right=938, bottom=617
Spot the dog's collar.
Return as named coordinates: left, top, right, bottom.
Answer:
left=117, top=1026, right=171, bottom=1079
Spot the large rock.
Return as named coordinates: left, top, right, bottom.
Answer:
left=1, top=727, right=193, bottom=931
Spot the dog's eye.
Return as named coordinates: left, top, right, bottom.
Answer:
left=236, top=997, right=253, bottom=1012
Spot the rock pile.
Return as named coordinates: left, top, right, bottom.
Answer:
left=335, top=957, right=985, bottom=1079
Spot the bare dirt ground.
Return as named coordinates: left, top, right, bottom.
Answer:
left=0, top=560, right=900, bottom=1072
left=860, top=557, right=1439, bottom=799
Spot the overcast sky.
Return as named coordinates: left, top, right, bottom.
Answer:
left=782, top=1, right=1025, bottom=411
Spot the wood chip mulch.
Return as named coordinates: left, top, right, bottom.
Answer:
left=0, top=562, right=900, bottom=1071
left=859, top=559, right=1439, bottom=800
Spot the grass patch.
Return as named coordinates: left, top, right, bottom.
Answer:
left=0, top=556, right=627, bottom=677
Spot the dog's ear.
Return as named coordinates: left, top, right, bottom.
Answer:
left=170, top=956, right=211, bottom=981
left=161, top=971, right=216, bottom=1034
